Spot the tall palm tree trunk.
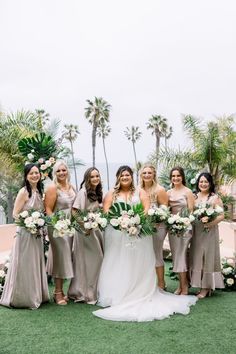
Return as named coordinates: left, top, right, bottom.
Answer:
left=70, top=140, right=78, bottom=191
left=155, top=133, right=160, bottom=170
left=102, top=137, right=110, bottom=190
left=132, top=141, right=139, bottom=184
left=92, top=124, right=97, bottom=167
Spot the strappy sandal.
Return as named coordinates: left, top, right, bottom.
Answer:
left=53, top=292, right=67, bottom=305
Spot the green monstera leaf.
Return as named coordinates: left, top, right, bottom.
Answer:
left=18, top=132, right=57, bottom=162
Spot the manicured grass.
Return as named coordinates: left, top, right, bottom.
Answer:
left=0, top=269, right=236, bottom=354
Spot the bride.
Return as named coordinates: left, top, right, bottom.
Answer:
left=93, top=166, right=197, bottom=322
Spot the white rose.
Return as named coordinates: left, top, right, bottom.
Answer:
left=27, top=153, right=34, bottom=161
left=84, top=222, right=92, bottom=229
left=168, top=217, right=175, bottom=225
left=215, top=206, right=223, bottom=214
left=189, top=215, right=195, bottom=222
left=190, top=178, right=196, bottom=185
left=226, top=278, right=234, bottom=285
left=91, top=222, right=98, bottom=229
left=31, top=211, right=41, bottom=219
left=37, top=218, right=45, bottom=226
left=20, top=210, right=29, bottom=218
left=40, top=164, right=47, bottom=171
left=110, top=218, right=120, bottom=227
left=24, top=216, right=33, bottom=225
left=0, top=270, right=5, bottom=277
left=127, top=210, right=134, bottom=216
left=45, top=160, right=52, bottom=167
left=100, top=218, right=107, bottom=228
left=38, top=158, right=44, bottom=164
left=206, top=208, right=214, bottom=216
left=120, top=218, right=130, bottom=229
left=148, top=208, right=155, bottom=216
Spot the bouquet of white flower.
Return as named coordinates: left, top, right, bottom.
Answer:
left=108, top=202, right=153, bottom=238
left=167, top=212, right=195, bottom=237
left=73, top=209, right=107, bottom=235
left=221, top=258, right=236, bottom=290
left=147, top=204, right=171, bottom=224
left=47, top=210, right=75, bottom=238
left=15, top=209, right=46, bottom=237
left=0, top=255, right=10, bottom=297
left=193, top=203, right=224, bottom=227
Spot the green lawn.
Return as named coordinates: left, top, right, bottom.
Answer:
left=0, top=272, right=236, bottom=354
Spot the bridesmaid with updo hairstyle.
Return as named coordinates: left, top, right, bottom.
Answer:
left=44, top=160, right=76, bottom=305
left=189, top=172, right=224, bottom=298
left=68, top=167, right=104, bottom=304
left=139, top=164, right=168, bottom=289
left=0, top=163, right=49, bottom=309
left=167, top=166, right=195, bottom=295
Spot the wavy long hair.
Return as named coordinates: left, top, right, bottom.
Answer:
left=196, top=172, right=215, bottom=196
left=139, top=164, right=157, bottom=202
left=80, top=167, right=103, bottom=203
left=52, top=160, right=72, bottom=190
left=169, top=166, right=186, bottom=187
left=23, top=163, right=43, bottom=198
left=113, top=165, right=135, bottom=200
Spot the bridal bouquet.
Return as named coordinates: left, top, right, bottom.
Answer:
left=193, top=203, right=223, bottom=226
left=167, top=211, right=195, bottom=237
left=15, top=209, right=46, bottom=237
left=0, top=256, right=10, bottom=297
left=108, top=202, right=153, bottom=238
left=73, top=209, right=107, bottom=234
left=221, top=258, right=236, bottom=291
left=47, top=210, right=75, bottom=238
left=147, top=205, right=170, bottom=224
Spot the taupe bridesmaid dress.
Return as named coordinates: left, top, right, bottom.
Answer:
left=189, top=194, right=224, bottom=290
left=0, top=190, right=49, bottom=309
left=47, top=188, right=76, bottom=279
left=150, top=196, right=168, bottom=268
left=68, top=188, right=104, bottom=304
left=168, top=191, right=192, bottom=273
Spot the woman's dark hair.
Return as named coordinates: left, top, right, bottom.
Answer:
left=169, top=166, right=186, bottom=186
left=80, top=167, right=103, bottom=203
left=196, top=172, right=215, bottom=195
left=23, top=163, right=43, bottom=197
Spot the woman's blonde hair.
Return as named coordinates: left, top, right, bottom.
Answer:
left=52, top=160, right=71, bottom=190
left=139, top=164, right=157, bottom=203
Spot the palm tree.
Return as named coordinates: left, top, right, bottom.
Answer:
left=97, top=122, right=111, bottom=190
left=62, top=124, right=80, bottom=191
left=124, top=126, right=142, bottom=183
left=85, top=97, right=111, bottom=167
left=146, top=115, right=168, bottom=168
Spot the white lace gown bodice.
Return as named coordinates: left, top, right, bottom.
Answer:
left=93, top=193, right=197, bottom=322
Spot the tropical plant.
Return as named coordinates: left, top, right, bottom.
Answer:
left=183, top=114, right=236, bottom=187
left=85, top=97, right=111, bottom=167
left=97, top=122, right=111, bottom=190
left=146, top=115, right=168, bottom=168
left=163, top=125, right=173, bottom=150
left=62, top=124, right=80, bottom=191
left=124, top=126, right=142, bottom=183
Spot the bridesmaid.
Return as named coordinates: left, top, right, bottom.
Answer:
left=68, top=167, right=104, bottom=304
left=44, top=160, right=76, bottom=305
left=167, top=166, right=195, bottom=295
left=189, top=172, right=225, bottom=298
left=139, top=164, right=168, bottom=289
left=0, top=163, right=49, bottom=309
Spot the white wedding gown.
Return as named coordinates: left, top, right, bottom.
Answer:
left=93, top=195, right=197, bottom=322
